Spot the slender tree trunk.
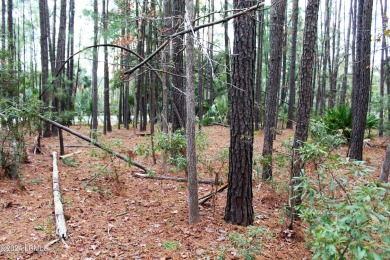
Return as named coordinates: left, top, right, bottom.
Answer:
left=224, top=0, right=232, bottom=127
left=380, top=140, right=390, bottom=183
left=92, top=0, right=99, bottom=138
left=224, top=0, right=256, bottom=226
left=7, top=0, right=14, bottom=78
left=162, top=0, right=171, bottom=174
left=349, top=0, right=373, bottom=160
left=172, top=0, right=185, bottom=132
left=340, top=0, right=353, bottom=105
left=289, top=0, right=320, bottom=230
left=103, top=0, right=111, bottom=134
left=67, top=0, right=75, bottom=114
left=208, top=0, right=215, bottom=105
left=286, top=0, right=299, bottom=129
left=262, top=0, right=287, bottom=180
left=254, top=0, right=265, bottom=131
left=1, top=0, right=5, bottom=51
left=379, top=0, right=387, bottom=136
left=39, top=0, right=51, bottom=137
left=280, top=12, right=288, bottom=106
left=319, top=0, right=330, bottom=114
left=50, top=0, right=56, bottom=73
left=184, top=0, right=199, bottom=224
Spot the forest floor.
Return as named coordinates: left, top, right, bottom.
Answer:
left=0, top=124, right=387, bottom=259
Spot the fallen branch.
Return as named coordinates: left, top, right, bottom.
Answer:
left=62, top=145, right=93, bottom=148
left=199, top=184, right=228, bottom=205
left=44, top=239, right=60, bottom=250
left=131, top=171, right=221, bottom=185
left=52, top=152, right=67, bottom=240
left=39, top=115, right=149, bottom=173
left=59, top=150, right=82, bottom=160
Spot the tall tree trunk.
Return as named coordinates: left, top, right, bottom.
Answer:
left=262, top=0, right=287, bottom=180
left=224, top=0, right=256, bottom=226
left=224, top=0, right=231, bottom=127
left=254, top=0, right=265, bottom=131
left=172, top=0, right=185, bottom=132
left=185, top=0, right=199, bottom=224
left=286, top=0, right=299, bottom=129
left=319, top=0, right=330, bottom=114
left=349, top=0, right=373, bottom=160
left=52, top=0, right=66, bottom=136
left=379, top=0, right=387, bottom=137
left=103, top=0, right=111, bottom=134
left=328, top=0, right=340, bottom=109
left=49, top=0, right=56, bottom=74
left=161, top=0, right=171, bottom=175
left=340, top=0, right=353, bottom=105
left=92, top=0, right=99, bottom=138
left=39, top=0, right=51, bottom=137
left=1, top=0, right=5, bottom=50
left=280, top=11, right=288, bottom=106
left=7, top=0, right=13, bottom=76
left=67, top=0, right=75, bottom=113
left=289, top=0, right=320, bottom=230
left=208, top=0, right=215, bottom=105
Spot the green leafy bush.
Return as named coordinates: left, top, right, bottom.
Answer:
left=295, top=136, right=390, bottom=259
left=222, top=226, right=268, bottom=259
left=310, top=119, right=346, bottom=148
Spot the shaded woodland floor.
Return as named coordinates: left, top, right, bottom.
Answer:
left=0, top=125, right=387, bottom=259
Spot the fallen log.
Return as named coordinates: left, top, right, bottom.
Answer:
left=39, top=115, right=149, bottom=173
left=131, top=171, right=221, bottom=185
left=59, top=150, right=82, bottom=160
left=199, top=184, right=228, bottom=205
left=52, top=152, right=67, bottom=240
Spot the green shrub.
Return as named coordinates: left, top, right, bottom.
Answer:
left=366, top=114, right=379, bottom=137
left=135, top=129, right=208, bottom=172
left=295, top=137, right=390, bottom=259
left=322, top=105, right=352, bottom=140
left=202, top=95, right=228, bottom=125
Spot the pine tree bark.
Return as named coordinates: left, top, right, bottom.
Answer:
left=379, top=0, right=387, bottom=137
left=289, top=0, right=320, bottom=229
left=103, top=0, right=111, bottom=134
left=340, top=0, right=353, bottom=105
left=172, top=0, right=185, bottom=132
left=254, top=0, right=264, bottom=131
left=91, top=0, right=99, bottom=137
left=380, top=140, right=390, bottom=183
left=67, top=0, right=75, bottom=113
left=262, top=0, right=287, bottom=180
left=349, top=0, right=373, bottom=160
left=1, top=0, right=5, bottom=50
left=185, top=0, right=199, bottom=224
left=224, top=0, right=256, bottom=226
left=286, top=0, right=299, bottom=129
left=318, top=0, right=330, bottom=114
left=39, top=0, right=51, bottom=137
left=224, top=0, right=231, bottom=126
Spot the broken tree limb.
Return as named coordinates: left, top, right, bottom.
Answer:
left=131, top=171, right=221, bottom=185
left=52, top=152, right=67, bottom=240
left=59, top=150, right=82, bottom=160
left=38, top=115, right=149, bottom=173
left=198, top=184, right=228, bottom=205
